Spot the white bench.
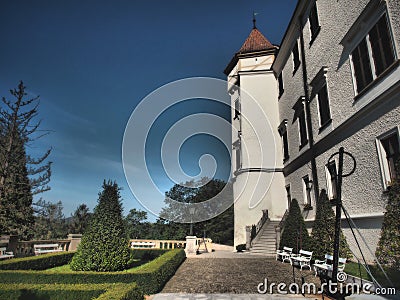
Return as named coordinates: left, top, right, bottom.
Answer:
left=130, top=241, right=156, bottom=249
left=276, top=246, right=293, bottom=263
left=0, top=247, right=14, bottom=259
left=313, top=254, right=347, bottom=276
left=34, top=244, right=63, bottom=255
left=290, top=249, right=313, bottom=270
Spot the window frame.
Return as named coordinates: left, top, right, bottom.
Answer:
left=349, top=12, right=397, bottom=96
left=308, top=1, right=321, bottom=45
left=302, top=175, right=312, bottom=206
left=316, top=83, right=332, bottom=130
left=278, top=120, right=289, bottom=162
left=325, top=159, right=338, bottom=200
left=292, top=39, right=301, bottom=74
left=285, top=184, right=292, bottom=209
left=278, top=72, right=284, bottom=98
left=376, top=127, right=400, bottom=190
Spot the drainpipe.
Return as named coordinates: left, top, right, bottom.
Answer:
left=298, top=16, right=319, bottom=202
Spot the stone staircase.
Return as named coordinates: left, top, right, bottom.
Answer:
left=249, top=220, right=279, bottom=256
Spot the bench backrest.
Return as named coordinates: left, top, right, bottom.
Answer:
left=299, top=249, right=313, bottom=258
left=283, top=246, right=293, bottom=253
left=34, top=244, right=59, bottom=249
left=325, top=254, right=333, bottom=262
left=0, top=247, right=6, bottom=255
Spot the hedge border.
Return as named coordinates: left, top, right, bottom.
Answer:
left=0, top=252, right=75, bottom=270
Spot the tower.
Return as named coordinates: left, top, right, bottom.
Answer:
left=224, top=22, right=287, bottom=248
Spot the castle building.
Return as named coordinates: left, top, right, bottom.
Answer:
left=225, top=0, right=400, bottom=261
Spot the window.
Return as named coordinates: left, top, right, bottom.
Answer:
left=233, top=140, right=241, bottom=172
left=309, top=1, right=320, bottom=43
left=278, top=120, right=289, bottom=162
left=376, top=129, right=400, bottom=189
left=292, top=40, right=300, bottom=73
left=351, top=14, right=396, bottom=94
left=286, top=185, right=291, bottom=209
left=317, top=84, right=331, bottom=128
left=326, top=161, right=338, bottom=200
left=302, top=175, right=312, bottom=205
left=234, top=99, right=240, bottom=120
left=293, top=98, right=308, bottom=149
left=278, top=73, right=284, bottom=97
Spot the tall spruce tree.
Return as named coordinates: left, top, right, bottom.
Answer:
left=376, top=159, right=400, bottom=270
left=310, top=189, right=351, bottom=260
left=70, top=181, right=130, bottom=272
left=279, top=198, right=310, bottom=252
left=0, top=82, right=51, bottom=239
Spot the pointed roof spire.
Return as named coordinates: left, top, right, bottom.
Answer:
left=238, top=25, right=274, bottom=54
left=253, top=12, right=258, bottom=29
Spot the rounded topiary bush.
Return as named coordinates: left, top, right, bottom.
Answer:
left=70, top=180, right=130, bottom=271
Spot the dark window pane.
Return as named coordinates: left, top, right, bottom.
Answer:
left=352, top=39, right=373, bottom=93
left=370, top=15, right=395, bottom=76
left=234, top=100, right=240, bottom=119
left=381, top=134, right=400, bottom=181
left=286, top=185, right=291, bottom=208
left=309, top=3, right=320, bottom=38
left=235, top=147, right=241, bottom=171
left=318, top=84, right=331, bottom=126
left=299, top=109, right=308, bottom=146
left=283, top=131, right=289, bottom=160
left=278, top=73, right=284, bottom=96
left=293, top=41, right=300, bottom=71
left=327, top=161, right=337, bottom=199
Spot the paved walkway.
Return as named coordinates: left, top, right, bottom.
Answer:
left=150, top=250, right=322, bottom=300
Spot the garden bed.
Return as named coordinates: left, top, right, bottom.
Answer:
left=0, top=249, right=186, bottom=299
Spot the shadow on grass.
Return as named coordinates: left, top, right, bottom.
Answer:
left=18, top=289, right=50, bottom=300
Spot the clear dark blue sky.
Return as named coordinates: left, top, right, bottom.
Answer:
left=0, top=0, right=296, bottom=219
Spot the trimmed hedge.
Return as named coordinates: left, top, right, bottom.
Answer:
left=0, top=249, right=185, bottom=297
left=0, top=252, right=75, bottom=270
left=0, top=283, right=142, bottom=300
left=130, top=249, right=168, bottom=261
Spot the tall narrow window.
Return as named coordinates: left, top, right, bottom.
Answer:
left=302, top=175, right=312, bottom=206
left=286, top=185, right=292, bottom=209
left=278, top=120, right=289, bottom=162
left=351, top=13, right=396, bottom=94
left=278, top=73, right=284, bottom=97
left=292, top=40, right=300, bottom=73
left=377, top=131, right=400, bottom=188
left=326, top=161, right=338, bottom=200
left=309, top=2, right=320, bottom=42
left=293, top=98, right=308, bottom=149
left=234, top=99, right=240, bottom=120
left=317, top=84, right=331, bottom=127
left=233, top=140, right=241, bottom=172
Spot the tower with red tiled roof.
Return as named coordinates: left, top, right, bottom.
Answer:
left=225, top=22, right=287, bottom=251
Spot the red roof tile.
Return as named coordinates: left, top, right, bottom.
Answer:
left=238, top=28, right=274, bottom=53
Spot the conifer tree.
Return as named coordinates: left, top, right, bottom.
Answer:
left=376, top=159, right=400, bottom=270
left=70, top=181, right=130, bottom=272
left=0, top=82, right=51, bottom=239
left=310, top=189, right=351, bottom=260
left=279, top=198, right=310, bottom=252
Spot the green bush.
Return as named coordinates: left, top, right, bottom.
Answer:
left=310, top=189, right=351, bottom=260
left=0, top=283, right=142, bottom=300
left=0, top=249, right=185, bottom=296
left=279, top=198, right=310, bottom=253
left=70, top=181, right=130, bottom=271
left=129, top=249, right=168, bottom=260
left=376, top=159, right=400, bottom=270
left=0, top=252, right=74, bottom=270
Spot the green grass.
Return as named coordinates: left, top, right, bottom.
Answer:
left=345, top=261, right=400, bottom=289
left=45, top=259, right=146, bottom=273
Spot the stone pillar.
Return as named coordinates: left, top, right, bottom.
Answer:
left=275, top=226, right=281, bottom=250
left=185, top=236, right=197, bottom=256
left=245, top=226, right=252, bottom=250
left=67, top=234, right=82, bottom=251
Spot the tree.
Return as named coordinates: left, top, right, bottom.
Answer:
left=279, top=198, right=310, bottom=253
left=69, top=204, right=91, bottom=234
left=124, top=208, right=149, bottom=239
left=70, top=180, right=130, bottom=272
left=376, top=159, right=400, bottom=270
left=159, top=178, right=233, bottom=245
left=310, top=189, right=351, bottom=260
left=0, top=81, right=51, bottom=239
left=33, top=199, right=68, bottom=239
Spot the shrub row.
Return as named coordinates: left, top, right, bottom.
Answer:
left=0, top=249, right=185, bottom=297
left=130, top=249, right=168, bottom=260
left=0, top=252, right=75, bottom=270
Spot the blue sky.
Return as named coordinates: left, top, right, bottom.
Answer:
left=0, top=0, right=296, bottom=220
